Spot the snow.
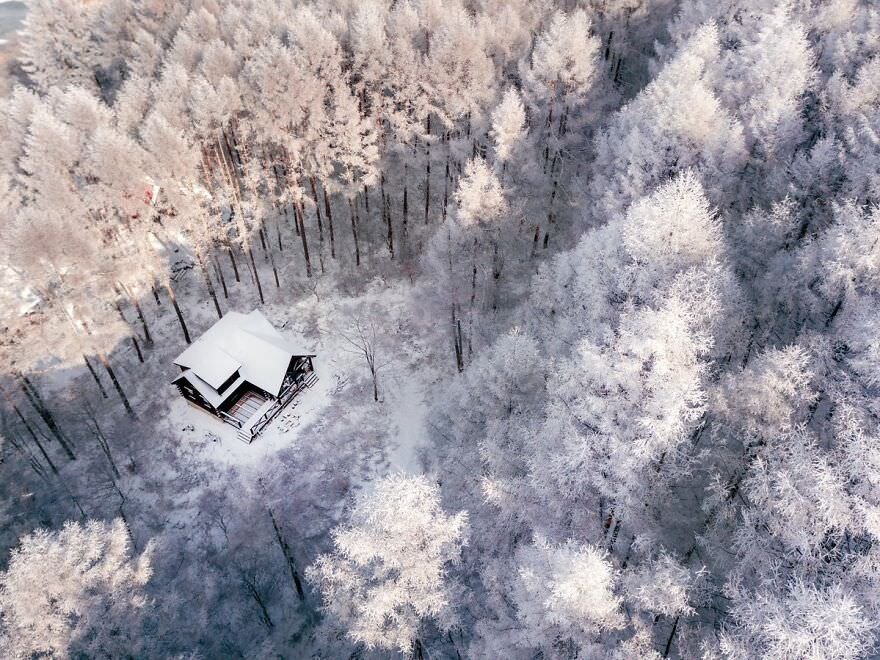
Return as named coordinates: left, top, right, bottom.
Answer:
left=0, top=1, right=26, bottom=95
left=0, top=2, right=26, bottom=41
left=179, top=351, right=338, bottom=469
left=173, top=310, right=313, bottom=398
left=172, top=368, right=245, bottom=409
left=166, top=289, right=436, bottom=478
left=385, top=370, right=429, bottom=474
left=173, top=343, right=240, bottom=390
left=174, top=348, right=431, bottom=476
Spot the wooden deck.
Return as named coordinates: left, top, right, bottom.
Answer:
left=216, top=372, right=320, bottom=444
left=226, top=390, right=267, bottom=425
left=237, top=398, right=276, bottom=443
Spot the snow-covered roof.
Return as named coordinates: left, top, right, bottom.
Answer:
left=175, top=342, right=241, bottom=390
left=172, top=368, right=246, bottom=409
left=172, top=310, right=313, bottom=400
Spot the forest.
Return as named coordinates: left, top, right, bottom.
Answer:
left=0, top=0, right=879, bottom=658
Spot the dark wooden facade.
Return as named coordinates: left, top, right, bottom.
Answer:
left=175, top=355, right=316, bottom=439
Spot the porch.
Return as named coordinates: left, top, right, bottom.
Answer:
left=218, top=369, right=318, bottom=443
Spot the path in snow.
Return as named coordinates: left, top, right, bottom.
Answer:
left=384, top=368, right=429, bottom=474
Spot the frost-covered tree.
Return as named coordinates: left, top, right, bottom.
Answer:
left=454, top=156, right=507, bottom=228
left=426, top=5, right=497, bottom=128
left=668, top=2, right=816, bottom=163
left=430, top=327, right=545, bottom=534
left=713, top=345, right=815, bottom=440
left=307, top=474, right=469, bottom=655
left=0, top=519, right=153, bottom=659
left=824, top=47, right=880, bottom=202
left=523, top=9, right=601, bottom=117
left=4, top=1, right=880, bottom=658
left=489, top=87, right=528, bottom=168
left=720, top=580, right=876, bottom=660
left=621, top=550, right=703, bottom=619
left=511, top=538, right=623, bottom=654
left=528, top=172, right=734, bottom=546
left=19, top=0, right=102, bottom=94
left=532, top=169, right=734, bottom=356
left=589, top=25, right=746, bottom=219
left=429, top=155, right=514, bottom=357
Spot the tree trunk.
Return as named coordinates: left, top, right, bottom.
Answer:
left=83, top=355, right=108, bottom=398
left=21, top=437, right=49, bottom=478
left=267, top=243, right=281, bottom=288
left=826, top=295, right=844, bottom=327
left=165, top=283, right=191, bottom=344
left=199, top=256, right=223, bottom=319
left=424, top=115, right=431, bottom=224
left=220, top=130, right=243, bottom=196
left=402, top=162, right=409, bottom=240
left=295, top=200, right=313, bottom=278
left=98, top=353, right=134, bottom=417
left=247, top=247, right=265, bottom=304
left=349, top=198, right=361, bottom=267
left=131, top=337, right=144, bottom=364
left=291, top=200, right=301, bottom=236
left=257, top=224, right=268, bottom=255
left=543, top=102, right=555, bottom=173
left=242, top=576, right=274, bottom=630
left=19, top=376, right=75, bottom=460
left=85, top=404, right=119, bottom=479
left=381, top=173, right=393, bottom=258
left=113, top=299, right=144, bottom=364
left=227, top=243, right=241, bottom=282
left=608, top=519, right=621, bottom=550
left=621, top=535, right=635, bottom=570
left=491, top=233, right=502, bottom=311
left=456, top=318, right=464, bottom=372
left=122, top=291, right=152, bottom=346
left=557, top=106, right=569, bottom=138
left=11, top=402, right=59, bottom=475
left=323, top=187, right=335, bottom=259
left=548, top=177, right=559, bottom=226
left=308, top=176, right=324, bottom=241
left=213, top=253, right=229, bottom=299
left=451, top=306, right=463, bottom=372
left=663, top=615, right=680, bottom=658
left=470, top=238, right=478, bottom=307
left=8, top=433, right=48, bottom=481
left=268, top=507, right=306, bottom=601
left=443, top=153, right=450, bottom=221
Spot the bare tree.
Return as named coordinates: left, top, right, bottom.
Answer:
left=338, top=314, right=388, bottom=402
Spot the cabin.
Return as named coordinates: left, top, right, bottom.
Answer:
left=171, top=310, right=316, bottom=443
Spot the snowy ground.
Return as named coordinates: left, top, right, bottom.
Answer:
left=384, top=376, right=430, bottom=473
left=160, top=284, right=437, bottom=487
left=0, top=1, right=25, bottom=43
left=0, top=1, right=25, bottom=95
